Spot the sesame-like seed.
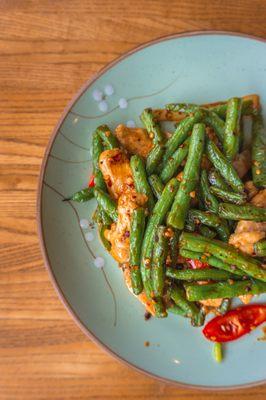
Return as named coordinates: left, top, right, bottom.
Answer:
left=220, top=325, right=226, bottom=332
left=256, top=169, right=261, bottom=175
left=190, top=191, right=196, bottom=198
left=164, top=228, right=174, bottom=238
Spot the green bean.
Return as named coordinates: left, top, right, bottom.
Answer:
left=223, top=98, right=242, bottom=160
left=141, top=108, right=164, bottom=144
left=64, top=187, right=94, bottom=202
left=218, top=203, right=266, bottom=221
left=185, top=218, right=196, bottom=232
left=130, top=155, right=155, bottom=212
left=140, top=178, right=179, bottom=299
left=167, top=123, right=205, bottom=229
left=146, top=144, right=165, bottom=175
left=180, top=232, right=266, bottom=282
left=167, top=304, right=190, bottom=318
left=213, top=343, right=223, bottom=363
left=254, top=239, right=266, bottom=257
left=94, top=188, right=118, bottom=222
left=192, top=308, right=206, bottom=327
left=188, top=209, right=230, bottom=242
left=129, top=208, right=145, bottom=294
left=96, top=125, right=119, bottom=149
left=152, top=226, right=168, bottom=297
left=204, top=111, right=225, bottom=142
left=217, top=298, right=231, bottom=315
left=92, top=130, right=106, bottom=190
left=154, top=298, right=167, bottom=318
left=99, top=224, right=111, bottom=251
left=210, top=186, right=247, bottom=205
left=98, top=207, right=113, bottom=226
left=166, top=267, right=236, bottom=281
left=165, top=103, right=199, bottom=112
left=162, top=111, right=205, bottom=164
left=208, top=169, right=230, bottom=191
left=169, top=230, right=180, bottom=268
left=92, top=131, right=112, bottom=224
left=148, top=174, right=164, bottom=199
left=200, top=170, right=219, bottom=213
left=185, top=279, right=266, bottom=301
left=166, top=99, right=253, bottom=119
left=206, top=139, right=244, bottom=193
left=198, top=225, right=217, bottom=239
left=166, top=104, right=225, bottom=142
left=168, top=285, right=204, bottom=326
left=211, top=98, right=253, bottom=118
left=160, top=138, right=190, bottom=183
left=179, top=248, right=245, bottom=276
left=252, top=109, right=266, bottom=188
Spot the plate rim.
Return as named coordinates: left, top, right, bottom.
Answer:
left=37, top=30, right=266, bottom=391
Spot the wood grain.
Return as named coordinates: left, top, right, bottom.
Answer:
left=0, top=1, right=265, bottom=398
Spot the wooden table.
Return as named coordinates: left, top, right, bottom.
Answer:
left=1, top=1, right=266, bottom=398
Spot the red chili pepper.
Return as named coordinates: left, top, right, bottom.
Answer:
left=186, top=258, right=209, bottom=269
left=88, top=175, right=95, bottom=188
left=203, top=304, right=266, bottom=342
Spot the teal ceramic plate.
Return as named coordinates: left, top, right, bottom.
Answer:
left=38, top=32, right=266, bottom=389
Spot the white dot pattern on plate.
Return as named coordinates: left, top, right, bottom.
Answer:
left=126, top=120, right=135, bottom=128
left=92, top=89, right=103, bottom=102
left=118, top=98, right=128, bottom=109
left=79, top=219, right=89, bottom=229
left=104, top=84, right=114, bottom=96
left=94, top=257, right=105, bottom=268
left=85, top=232, right=94, bottom=242
left=98, top=100, right=108, bottom=112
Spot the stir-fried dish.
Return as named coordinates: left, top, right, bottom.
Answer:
left=67, top=94, right=266, bottom=362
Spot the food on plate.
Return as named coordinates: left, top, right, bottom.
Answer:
left=66, top=94, right=266, bottom=359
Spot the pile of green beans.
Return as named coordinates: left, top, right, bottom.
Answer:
left=69, top=95, right=266, bottom=327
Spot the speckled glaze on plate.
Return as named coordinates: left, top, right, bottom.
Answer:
left=37, top=31, right=266, bottom=389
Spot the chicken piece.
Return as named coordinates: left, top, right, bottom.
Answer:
left=115, top=124, right=153, bottom=158
left=123, top=264, right=155, bottom=315
left=251, top=188, right=266, bottom=207
left=99, top=148, right=134, bottom=199
left=200, top=299, right=223, bottom=308
left=229, top=189, right=266, bottom=255
left=235, top=220, right=266, bottom=234
left=245, top=180, right=259, bottom=200
left=229, top=231, right=265, bottom=255
left=233, top=149, right=251, bottom=178
left=105, top=191, right=147, bottom=263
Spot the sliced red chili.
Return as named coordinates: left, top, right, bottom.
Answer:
left=203, top=304, right=266, bottom=342
left=88, top=175, right=95, bottom=188
left=186, top=258, right=209, bottom=269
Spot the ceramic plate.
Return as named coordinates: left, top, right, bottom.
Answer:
left=38, top=32, right=266, bottom=389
